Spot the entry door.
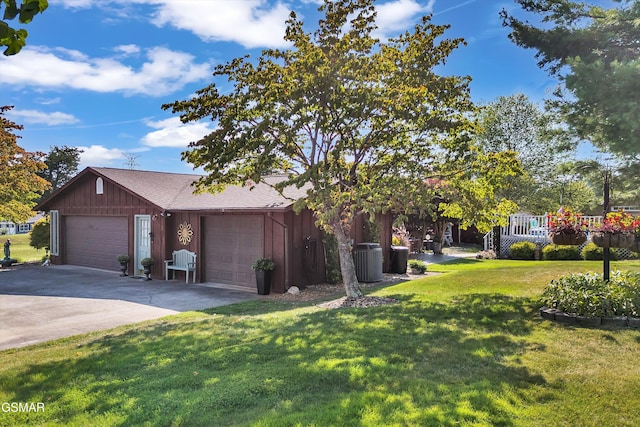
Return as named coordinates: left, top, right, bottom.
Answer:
left=134, top=215, right=151, bottom=275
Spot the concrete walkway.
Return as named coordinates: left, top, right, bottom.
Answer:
left=0, top=264, right=258, bottom=350
left=410, top=251, right=478, bottom=264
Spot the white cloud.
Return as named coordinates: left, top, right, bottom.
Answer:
left=0, top=46, right=211, bottom=96
left=114, top=44, right=141, bottom=55
left=53, top=0, right=432, bottom=49
left=37, top=97, right=62, bottom=105
left=150, top=0, right=292, bottom=49
left=50, top=0, right=94, bottom=8
left=8, top=109, right=80, bottom=126
left=141, top=117, right=213, bottom=148
left=78, top=145, right=126, bottom=167
left=374, top=0, right=434, bottom=36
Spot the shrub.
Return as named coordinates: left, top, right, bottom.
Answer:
left=140, top=257, right=155, bottom=267
left=541, top=271, right=640, bottom=317
left=581, top=242, right=618, bottom=261
left=408, top=259, right=427, bottom=274
left=322, top=232, right=342, bottom=284
left=251, top=258, right=275, bottom=271
left=29, top=218, right=50, bottom=250
left=509, top=241, right=535, bottom=260
left=542, top=244, right=581, bottom=260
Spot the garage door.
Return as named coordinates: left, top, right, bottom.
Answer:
left=65, top=216, right=128, bottom=271
left=204, top=216, right=264, bottom=288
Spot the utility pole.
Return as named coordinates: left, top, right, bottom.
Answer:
left=603, top=171, right=610, bottom=281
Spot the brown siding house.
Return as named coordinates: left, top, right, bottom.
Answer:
left=35, top=167, right=392, bottom=293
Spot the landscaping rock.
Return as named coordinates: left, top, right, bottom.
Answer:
left=539, top=307, right=558, bottom=320
left=602, top=316, right=628, bottom=328
left=627, top=317, right=640, bottom=329
left=287, top=286, right=300, bottom=295
left=554, top=312, right=577, bottom=325
left=575, top=316, right=601, bottom=328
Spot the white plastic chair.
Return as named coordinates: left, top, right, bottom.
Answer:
left=443, top=224, right=453, bottom=246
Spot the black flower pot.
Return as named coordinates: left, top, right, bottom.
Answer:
left=143, top=266, right=152, bottom=281
left=255, top=269, right=272, bottom=295
left=551, top=232, right=587, bottom=246
left=592, top=232, right=634, bottom=248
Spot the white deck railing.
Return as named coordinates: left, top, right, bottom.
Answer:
left=484, top=214, right=604, bottom=253
left=508, top=214, right=602, bottom=237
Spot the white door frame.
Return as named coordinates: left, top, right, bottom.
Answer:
left=134, top=214, right=151, bottom=276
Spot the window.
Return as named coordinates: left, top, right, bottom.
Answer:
left=50, top=210, right=59, bottom=256
left=96, top=177, right=104, bottom=195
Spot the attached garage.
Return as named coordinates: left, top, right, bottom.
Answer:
left=204, top=215, right=264, bottom=288
left=65, top=216, right=128, bottom=271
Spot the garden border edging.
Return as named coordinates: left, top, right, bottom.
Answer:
left=540, top=307, right=640, bottom=328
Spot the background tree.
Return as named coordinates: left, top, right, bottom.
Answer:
left=0, top=105, right=50, bottom=222
left=570, top=158, right=632, bottom=212
left=502, top=0, right=640, bottom=199
left=29, top=216, right=49, bottom=251
left=37, top=145, right=82, bottom=198
left=1, top=0, right=48, bottom=55
left=164, top=0, right=481, bottom=298
left=396, top=148, right=521, bottom=253
left=475, top=93, right=592, bottom=213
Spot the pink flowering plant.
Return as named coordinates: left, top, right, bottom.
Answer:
left=592, top=210, right=634, bottom=233
left=547, top=207, right=588, bottom=235
left=632, top=217, right=640, bottom=238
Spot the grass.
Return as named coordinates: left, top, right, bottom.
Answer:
left=1, top=232, right=45, bottom=263
left=2, top=260, right=640, bottom=426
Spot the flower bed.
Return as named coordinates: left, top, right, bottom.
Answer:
left=540, top=271, right=640, bottom=327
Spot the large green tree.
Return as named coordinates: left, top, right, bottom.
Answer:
left=475, top=93, right=593, bottom=213
left=37, top=145, right=82, bottom=198
left=1, top=0, right=48, bottom=55
left=502, top=0, right=640, bottom=164
left=164, top=0, right=488, bottom=297
left=0, top=106, right=49, bottom=222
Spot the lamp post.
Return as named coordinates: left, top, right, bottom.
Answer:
left=603, top=171, right=610, bottom=281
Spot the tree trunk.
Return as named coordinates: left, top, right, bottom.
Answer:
left=432, top=219, right=446, bottom=255
left=332, top=223, right=363, bottom=298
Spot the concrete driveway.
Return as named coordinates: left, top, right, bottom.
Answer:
left=0, top=264, right=259, bottom=350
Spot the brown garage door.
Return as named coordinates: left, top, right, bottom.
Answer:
left=204, top=216, right=264, bottom=288
left=65, top=216, right=128, bottom=271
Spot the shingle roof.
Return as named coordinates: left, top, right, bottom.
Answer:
left=92, top=167, right=308, bottom=211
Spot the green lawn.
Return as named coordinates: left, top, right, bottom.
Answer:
left=1, top=232, right=45, bottom=263
left=2, top=260, right=640, bottom=426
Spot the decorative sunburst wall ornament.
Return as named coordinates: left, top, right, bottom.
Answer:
left=178, top=222, right=193, bottom=245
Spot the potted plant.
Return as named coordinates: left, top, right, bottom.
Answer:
left=408, top=259, right=427, bottom=275
left=547, top=207, right=588, bottom=245
left=591, top=210, right=634, bottom=248
left=251, top=257, right=276, bottom=295
left=140, top=257, right=154, bottom=280
left=117, top=254, right=130, bottom=277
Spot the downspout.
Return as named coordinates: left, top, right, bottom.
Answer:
left=268, top=213, right=289, bottom=289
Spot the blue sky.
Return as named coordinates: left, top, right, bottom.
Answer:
left=1, top=0, right=571, bottom=173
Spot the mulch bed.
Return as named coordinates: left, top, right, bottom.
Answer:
left=263, top=272, right=437, bottom=309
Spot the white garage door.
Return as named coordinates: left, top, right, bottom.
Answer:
left=65, top=216, right=128, bottom=271
left=204, top=216, right=264, bottom=288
